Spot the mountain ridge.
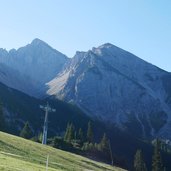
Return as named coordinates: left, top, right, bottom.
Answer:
left=0, top=39, right=69, bottom=98
left=0, top=39, right=171, bottom=140
left=46, top=42, right=171, bottom=139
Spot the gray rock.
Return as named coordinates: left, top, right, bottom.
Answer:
left=47, top=43, right=171, bottom=139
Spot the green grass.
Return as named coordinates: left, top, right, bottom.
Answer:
left=0, top=131, right=126, bottom=171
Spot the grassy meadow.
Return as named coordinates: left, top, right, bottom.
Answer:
left=0, top=131, right=126, bottom=171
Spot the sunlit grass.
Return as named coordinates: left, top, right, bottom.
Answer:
left=0, top=131, right=126, bottom=171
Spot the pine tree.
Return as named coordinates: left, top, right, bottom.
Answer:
left=152, top=139, right=164, bottom=171
left=78, top=128, right=84, bottom=142
left=87, top=121, right=93, bottom=143
left=134, top=149, right=147, bottom=171
left=38, top=132, right=43, bottom=143
left=0, top=102, right=5, bottom=131
left=64, top=123, right=74, bottom=143
left=99, top=133, right=109, bottom=152
left=64, top=123, right=70, bottom=141
left=82, top=142, right=89, bottom=151
left=68, top=123, right=74, bottom=142
left=20, top=121, right=33, bottom=139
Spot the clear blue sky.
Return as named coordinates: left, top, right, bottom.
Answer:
left=0, top=0, right=171, bottom=71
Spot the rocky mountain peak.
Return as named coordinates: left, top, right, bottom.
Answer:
left=0, top=39, right=69, bottom=97
left=47, top=43, right=171, bottom=140
left=31, top=38, right=47, bottom=46
left=98, top=43, right=115, bottom=49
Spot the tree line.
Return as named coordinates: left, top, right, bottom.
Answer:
left=134, top=139, right=165, bottom=171
left=19, top=120, right=112, bottom=162
left=54, top=121, right=111, bottom=161
left=19, top=120, right=169, bottom=170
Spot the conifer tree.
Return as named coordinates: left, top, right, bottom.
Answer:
left=20, top=121, right=33, bottom=139
left=134, top=149, right=147, bottom=171
left=78, top=128, right=84, bottom=142
left=152, top=139, right=164, bottom=171
left=64, top=123, right=70, bottom=141
left=67, top=123, right=74, bottom=142
left=100, top=133, right=109, bottom=151
left=87, top=121, right=93, bottom=143
left=38, top=132, right=43, bottom=143
left=64, top=123, right=74, bottom=143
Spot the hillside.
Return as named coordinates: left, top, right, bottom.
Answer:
left=0, top=81, right=93, bottom=137
left=0, top=131, right=126, bottom=171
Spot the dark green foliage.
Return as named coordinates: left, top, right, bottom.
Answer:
left=52, top=137, right=73, bottom=151
left=82, top=142, right=96, bottom=152
left=64, top=123, right=70, bottom=141
left=54, top=137, right=65, bottom=149
left=0, top=102, right=5, bottom=131
left=49, top=136, right=82, bottom=154
left=20, top=121, right=33, bottom=139
left=78, top=128, right=84, bottom=142
left=68, top=123, right=74, bottom=142
left=98, top=133, right=111, bottom=160
left=152, top=139, right=164, bottom=171
left=99, top=133, right=109, bottom=152
left=38, top=132, right=43, bottom=143
left=31, top=132, right=43, bottom=143
left=87, top=121, right=93, bottom=143
left=64, top=123, right=74, bottom=143
left=81, top=133, right=111, bottom=162
left=134, top=149, right=147, bottom=171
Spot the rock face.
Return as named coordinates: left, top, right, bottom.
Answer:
left=0, top=38, right=69, bottom=97
left=47, top=43, right=171, bottom=139
left=1, top=40, right=171, bottom=139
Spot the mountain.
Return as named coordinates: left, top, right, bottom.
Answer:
left=0, top=38, right=69, bottom=97
left=47, top=43, right=171, bottom=140
left=1, top=39, right=171, bottom=140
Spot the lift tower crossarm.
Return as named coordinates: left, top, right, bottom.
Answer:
left=40, top=102, right=56, bottom=145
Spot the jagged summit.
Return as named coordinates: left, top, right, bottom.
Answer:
left=0, top=39, right=69, bottom=97
left=91, top=42, right=131, bottom=58
left=92, top=43, right=118, bottom=51
left=98, top=42, right=114, bottom=48
left=30, top=38, right=49, bottom=47
left=31, top=38, right=44, bottom=43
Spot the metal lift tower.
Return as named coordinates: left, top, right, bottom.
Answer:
left=40, top=102, right=56, bottom=145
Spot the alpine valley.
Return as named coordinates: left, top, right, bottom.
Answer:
left=0, top=39, right=171, bottom=169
